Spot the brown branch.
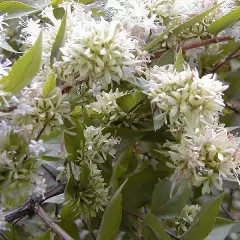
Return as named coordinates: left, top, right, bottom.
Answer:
left=0, top=232, right=8, bottom=240
left=211, top=45, right=240, bottom=73
left=152, top=36, right=233, bottom=60
left=0, top=105, right=17, bottom=113
left=221, top=205, right=236, bottom=221
left=35, top=205, right=73, bottom=240
left=5, top=182, right=66, bottom=223
left=225, top=101, right=240, bottom=115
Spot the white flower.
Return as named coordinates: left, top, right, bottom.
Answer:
left=79, top=126, right=120, bottom=163
left=167, top=204, right=201, bottom=236
left=0, top=56, right=11, bottom=77
left=145, top=65, right=228, bottom=129
left=59, top=17, right=142, bottom=89
left=32, top=176, right=46, bottom=199
left=166, top=125, right=240, bottom=194
left=87, top=89, right=126, bottom=123
left=28, top=140, right=45, bottom=157
left=21, top=7, right=61, bottom=62
left=104, top=0, right=159, bottom=42
left=0, top=208, right=7, bottom=231
left=67, top=162, right=109, bottom=217
left=0, top=15, right=8, bottom=42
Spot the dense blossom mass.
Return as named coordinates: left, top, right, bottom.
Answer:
left=0, top=0, right=240, bottom=238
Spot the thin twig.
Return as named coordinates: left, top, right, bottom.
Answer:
left=228, top=190, right=234, bottom=212
left=166, top=230, right=181, bottom=240
left=42, top=165, right=57, bottom=182
left=152, top=36, right=233, bottom=60
left=123, top=210, right=180, bottom=240
left=36, top=122, right=48, bottom=141
left=225, top=101, right=240, bottom=115
left=211, top=45, right=240, bottom=73
left=221, top=205, right=235, bottom=221
left=35, top=205, right=73, bottom=240
left=0, top=106, right=17, bottom=113
left=0, top=232, right=8, bottom=240
left=5, top=182, right=66, bottom=223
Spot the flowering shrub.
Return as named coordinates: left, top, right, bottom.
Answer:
left=1, top=0, right=240, bottom=239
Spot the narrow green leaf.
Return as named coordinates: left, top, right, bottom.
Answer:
left=50, top=12, right=67, bottom=66
left=0, top=1, right=37, bottom=19
left=173, top=3, right=222, bottom=34
left=43, top=71, right=56, bottom=97
left=143, top=213, right=171, bottom=240
left=122, top=169, right=161, bottom=211
left=79, top=163, right=90, bottom=191
left=151, top=179, right=192, bottom=219
left=34, top=230, right=52, bottom=240
left=205, top=217, right=237, bottom=240
left=174, top=48, right=185, bottom=72
left=64, top=176, right=76, bottom=200
left=97, top=181, right=127, bottom=240
left=0, top=32, right=42, bottom=95
left=0, top=40, right=17, bottom=52
left=208, top=7, right=240, bottom=34
left=182, top=193, right=225, bottom=240
left=143, top=18, right=179, bottom=51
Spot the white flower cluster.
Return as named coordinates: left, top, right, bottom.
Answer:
left=0, top=208, right=7, bottom=231
left=65, top=126, right=119, bottom=216
left=86, top=89, right=126, bottom=123
left=166, top=125, right=240, bottom=194
left=0, top=122, right=46, bottom=203
left=21, top=7, right=61, bottom=63
left=145, top=65, right=227, bottom=130
left=59, top=18, right=142, bottom=90
left=144, top=64, right=240, bottom=193
left=13, top=87, right=70, bottom=133
left=167, top=204, right=201, bottom=236
left=79, top=126, right=120, bottom=163
left=69, top=162, right=109, bottom=217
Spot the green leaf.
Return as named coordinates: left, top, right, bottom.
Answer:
left=79, top=163, right=90, bottom=190
left=150, top=49, right=175, bottom=67
left=50, top=11, right=67, bottom=66
left=205, top=217, right=237, bottom=240
left=122, top=169, right=161, bottom=211
left=151, top=179, right=192, bottom=219
left=0, top=40, right=17, bottom=52
left=119, top=146, right=138, bottom=174
left=3, top=224, right=19, bottom=240
left=65, top=176, right=76, bottom=200
left=173, top=3, right=222, bottom=34
left=110, top=162, right=126, bottom=194
left=0, top=32, right=42, bottom=95
left=0, top=1, right=37, bottom=19
left=103, top=127, right=145, bottom=152
left=64, top=120, right=84, bottom=161
left=34, top=230, right=52, bottom=240
left=116, top=92, right=147, bottom=113
left=143, top=213, right=171, bottom=240
left=143, top=18, right=179, bottom=51
left=182, top=193, right=225, bottom=240
left=43, top=71, right=56, bottom=97
left=208, top=7, right=240, bottom=35
left=174, top=48, right=185, bottom=72
left=97, top=181, right=127, bottom=240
